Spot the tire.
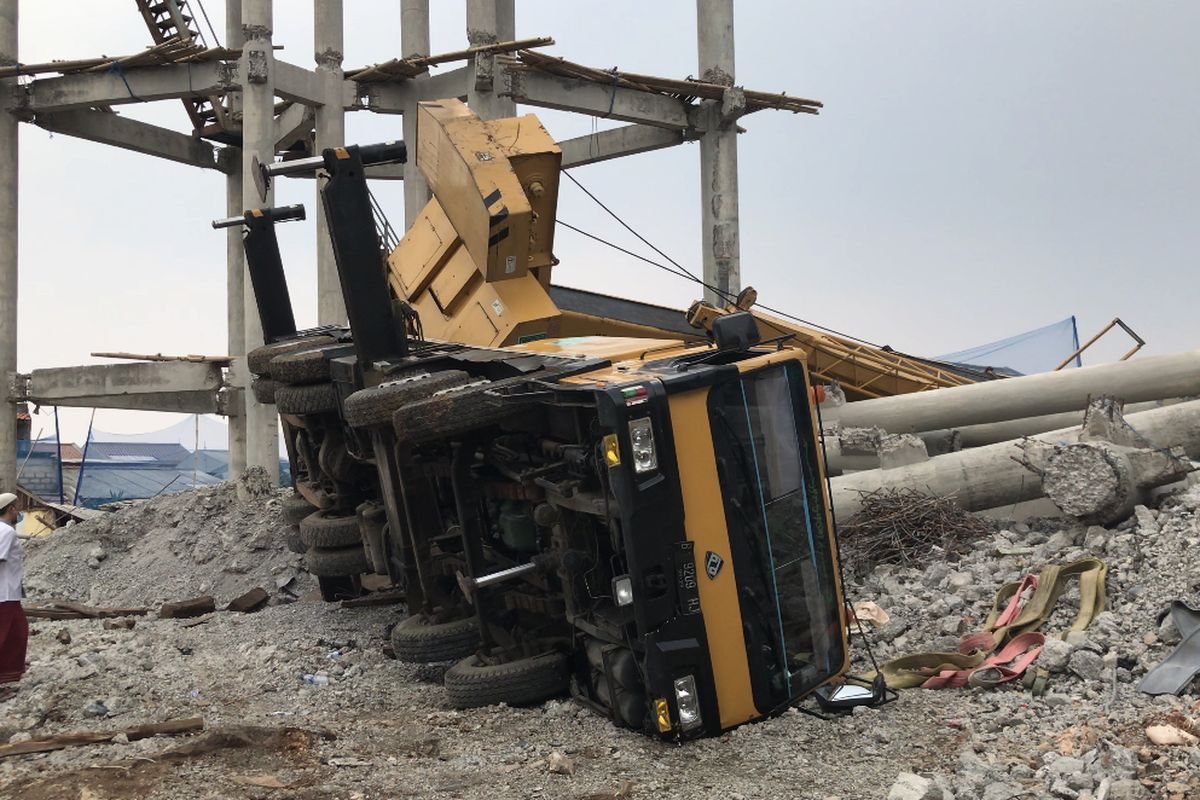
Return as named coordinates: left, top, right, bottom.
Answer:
left=275, top=382, right=338, bottom=415
left=392, top=377, right=534, bottom=445
left=282, top=493, right=315, bottom=526
left=270, top=344, right=346, bottom=386
left=390, top=614, right=480, bottom=663
left=284, top=529, right=307, bottom=554
left=248, top=335, right=337, bottom=377
left=251, top=377, right=277, bottom=405
left=304, top=544, right=370, bottom=577
left=342, top=371, right=472, bottom=429
left=444, top=651, right=570, bottom=709
left=300, top=509, right=361, bottom=549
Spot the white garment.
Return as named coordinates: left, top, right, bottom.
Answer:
left=0, top=520, right=22, bottom=602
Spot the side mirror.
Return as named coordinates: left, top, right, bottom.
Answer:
left=712, top=311, right=761, bottom=351
left=812, top=675, right=889, bottom=713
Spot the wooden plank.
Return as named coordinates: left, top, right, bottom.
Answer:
left=341, top=589, right=406, bottom=608
left=0, top=718, right=204, bottom=758
left=24, top=602, right=149, bottom=620
left=159, top=596, right=216, bottom=619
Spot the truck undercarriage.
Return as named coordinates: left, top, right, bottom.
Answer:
left=222, top=100, right=855, bottom=738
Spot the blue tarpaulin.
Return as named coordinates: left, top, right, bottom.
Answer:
left=937, top=317, right=1081, bottom=376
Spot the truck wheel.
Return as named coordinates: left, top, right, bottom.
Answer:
left=251, top=377, right=277, bottom=404
left=282, top=492, right=315, bottom=526
left=304, top=544, right=370, bottom=577
left=275, top=382, right=338, bottom=415
left=444, top=650, right=569, bottom=708
left=390, top=614, right=480, bottom=663
left=342, top=371, right=472, bottom=429
left=248, top=334, right=336, bottom=377
left=392, top=378, right=534, bottom=445
left=270, top=343, right=345, bottom=386
left=300, top=509, right=361, bottom=548
left=284, top=529, right=307, bottom=554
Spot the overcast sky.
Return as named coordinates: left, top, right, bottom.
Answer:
left=13, top=1, right=1199, bottom=446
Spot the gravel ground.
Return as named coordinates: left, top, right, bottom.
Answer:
left=2, top=482, right=1198, bottom=799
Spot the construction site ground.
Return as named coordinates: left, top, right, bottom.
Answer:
left=3, top=483, right=1199, bottom=799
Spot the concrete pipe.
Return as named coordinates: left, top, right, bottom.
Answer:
left=829, top=398, right=1200, bottom=520
left=837, top=350, right=1200, bottom=434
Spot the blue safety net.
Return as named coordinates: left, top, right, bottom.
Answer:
left=937, top=317, right=1081, bottom=376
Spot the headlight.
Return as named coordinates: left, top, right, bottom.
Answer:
left=628, top=418, right=657, bottom=473
left=674, top=675, right=702, bottom=730
left=612, top=575, right=634, bottom=607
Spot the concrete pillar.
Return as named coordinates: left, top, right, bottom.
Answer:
left=225, top=1, right=247, bottom=478
left=402, top=0, right=432, bottom=227
left=466, top=0, right=516, bottom=120
left=0, top=0, right=17, bottom=492
left=225, top=155, right=248, bottom=477
left=838, top=349, right=1200, bottom=435
left=952, top=399, right=1173, bottom=449
left=828, top=399, right=1200, bottom=520
left=697, top=0, right=740, bottom=305
left=314, top=0, right=346, bottom=325
left=240, top=0, right=280, bottom=485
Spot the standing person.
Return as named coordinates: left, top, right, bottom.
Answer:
left=0, top=492, right=26, bottom=700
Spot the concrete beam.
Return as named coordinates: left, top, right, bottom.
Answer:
left=839, top=349, right=1200, bottom=434
left=226, top=0, right=247, bottom=478
left=697, top=0, right=740, bottom=305
left=44, top=392, right=220, bottom=414
left=829, top=399, right=1200, bottom=520
left=466, top=0, right=515, bottom=119
left=241, top=0, right=281, bottom=484
left=505, top=69, right=697, bottom=131
left=24, top=61, right=237, bottom=113
left=273, top=102, right=314, bottom=150
left=314, top=0, right=346, bottom=327
left=25, top=361, right=223, bottom=402
left=273, top=58, right=323, bottom=105
left=0, top=0, right=17, bottom=492
left=33, top=109, right=228, bottom=172
left=361, top=67, right=469, bottom=114
left=402, top=0, right=432, bottom=227
left=560, top=124, right=687, bottom=169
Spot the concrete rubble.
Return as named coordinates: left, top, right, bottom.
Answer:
left=1, top=357, right=1199, bottom=796
left=0, top=461, right=1194, bottom=796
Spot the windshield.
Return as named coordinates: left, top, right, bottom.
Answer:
left=708, top=363, right=844, bottom=711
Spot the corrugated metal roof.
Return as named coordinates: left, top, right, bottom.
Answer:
left=84, top=442, right=191, bottom=465
left=74, top=466, right=222, bottom=504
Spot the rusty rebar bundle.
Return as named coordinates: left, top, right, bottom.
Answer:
left=838, top=487, right=991, bottom=575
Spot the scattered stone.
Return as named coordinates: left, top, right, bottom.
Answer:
left=1041, top=637, right=1074, bottom=673
left=886, top=772, right=943, bottom=800
left=83, top=700, right=109, bottom=718
left=55, top=629, right=71, bottom=644
left=1068, top=650, right=1105, bottom=682
left=1145, top=724, right=1198, bottom=746
left=547, top=750, right=575, bottom=776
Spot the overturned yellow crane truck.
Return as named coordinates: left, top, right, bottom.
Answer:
left=232, top=100, right=878, bottom=738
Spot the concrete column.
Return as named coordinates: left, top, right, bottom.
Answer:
left=838, top=350, right=1200, bottom=435
left=828, top=399, right=1200, bottom=520
left=314, top=0, right=346, bottom=325
left=466, top=0, right=516, bottom=120
left=225, top=2, right=247, bottom=478
left=240, top=0, right=280, bottom=484
left=0, top=0, right=17, bottom=493
left=696, top=0, right=740, bottom=305
left=225, top=155, right=248, bottom=477
left=402, top=0, right=432, bottom=227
